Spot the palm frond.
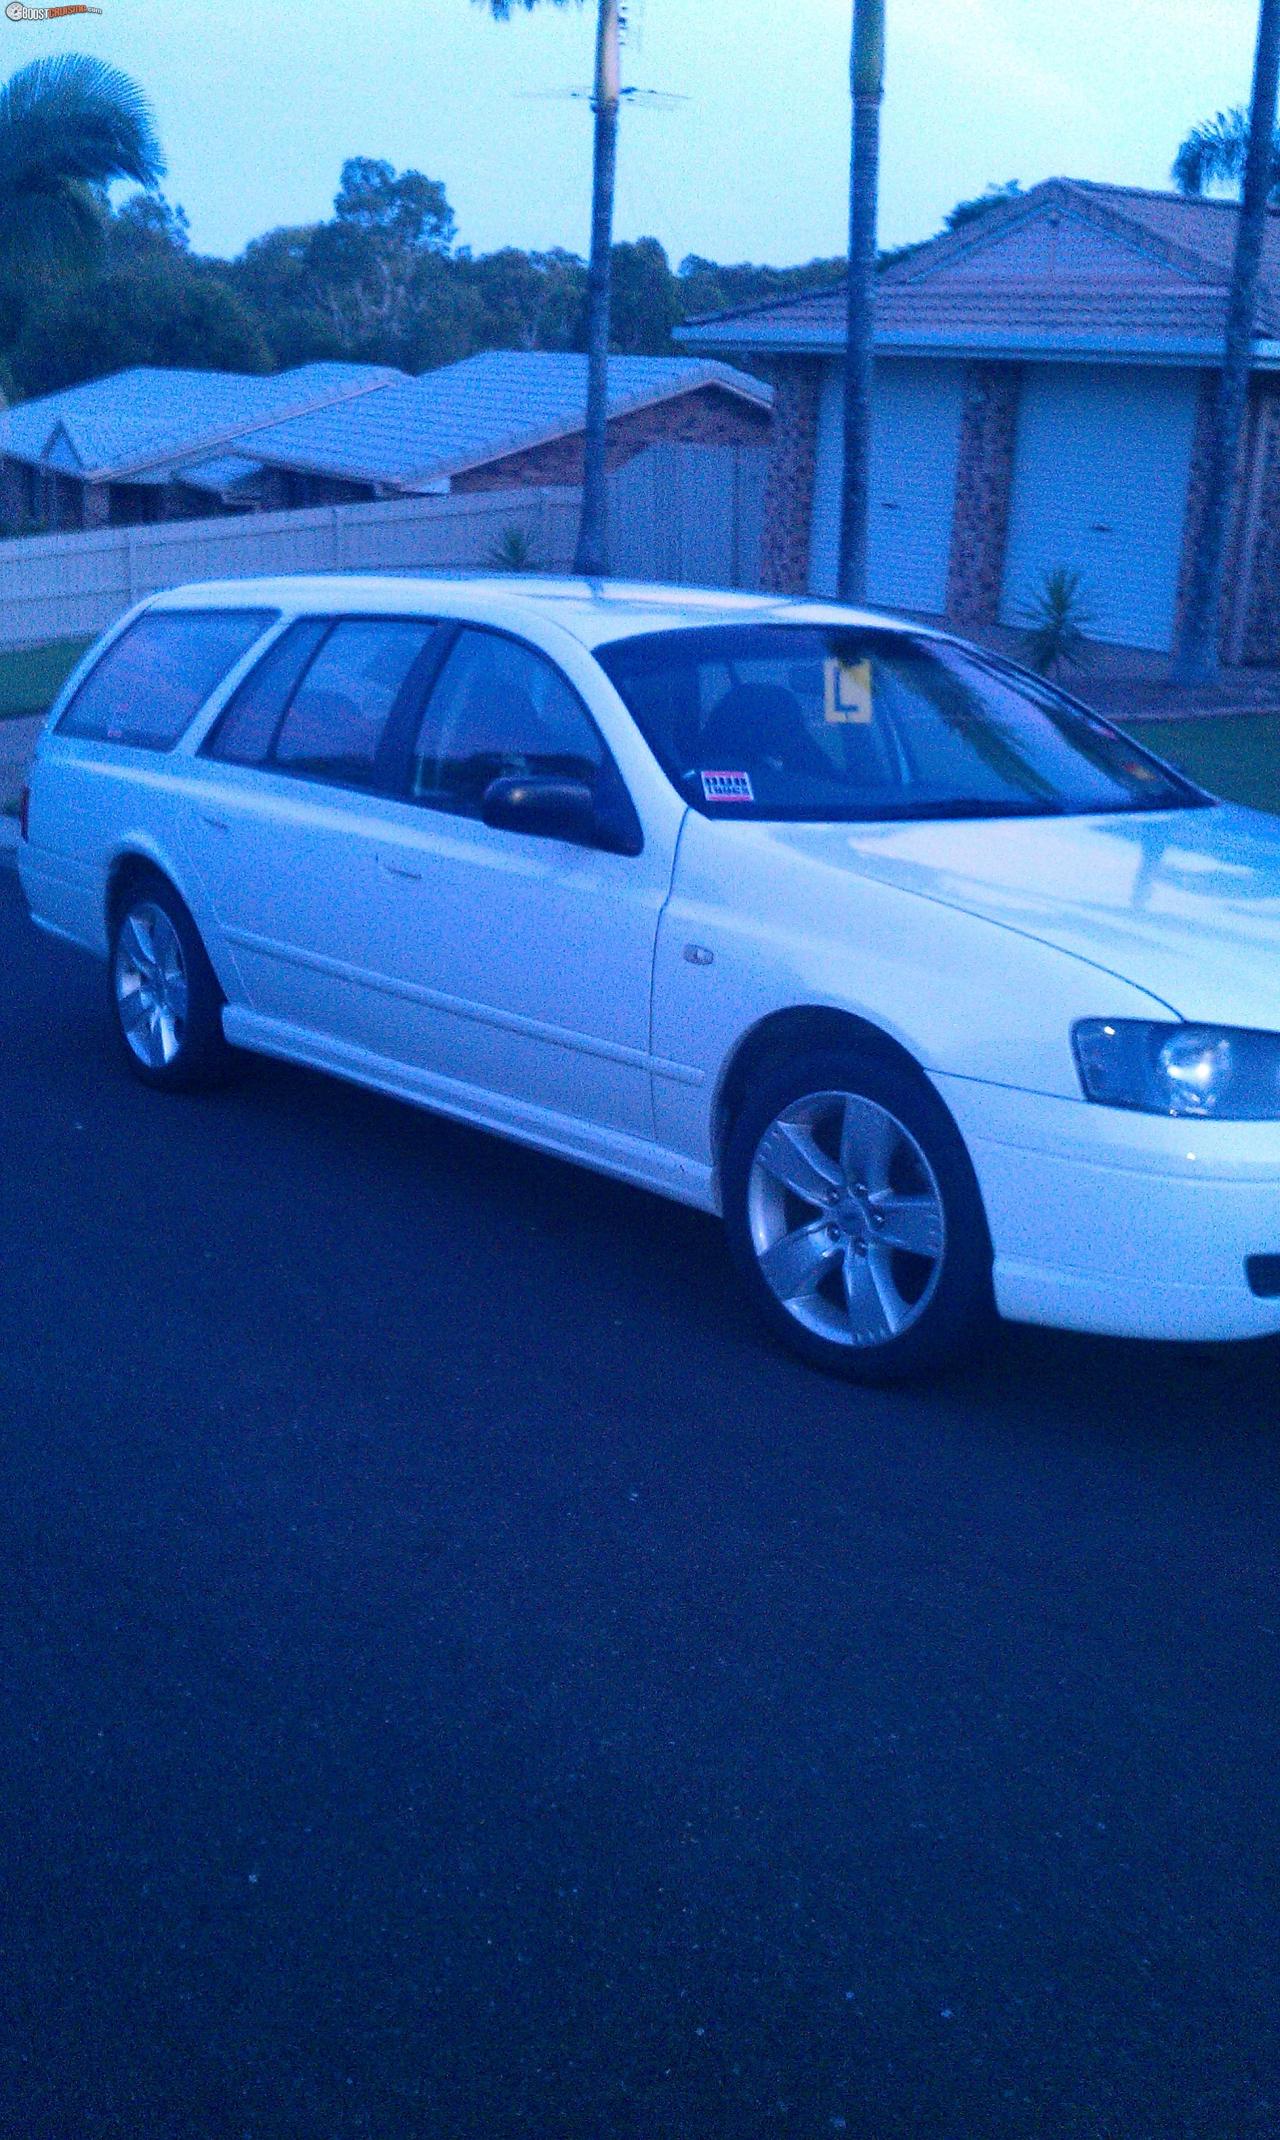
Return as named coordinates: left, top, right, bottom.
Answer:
left=478, top=0, right=580, bottom=17
left=1173, top=105, right=1280, bottom=202
left=0, top=54, right=164, bottom=197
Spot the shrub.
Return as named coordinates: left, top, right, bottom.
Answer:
left=486, top=524, right=541, bottom=573
left=1019, top=565, right=1095, bottom=678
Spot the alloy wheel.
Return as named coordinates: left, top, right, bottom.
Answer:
left=746, top=1087, right=946, bottom=1349
left=113, top=901, right=190, bottom=1071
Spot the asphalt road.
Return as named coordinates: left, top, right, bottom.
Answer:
left=2, top=862, right=1279, bottom=2140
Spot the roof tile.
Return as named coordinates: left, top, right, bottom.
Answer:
left=676, top=178, right=1280, bottom=358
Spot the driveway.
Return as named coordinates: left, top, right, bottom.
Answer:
left=1, top=864, right=1278, bottom=2139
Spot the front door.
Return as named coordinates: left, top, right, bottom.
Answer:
left=356, top=624, right=677, bottom=1145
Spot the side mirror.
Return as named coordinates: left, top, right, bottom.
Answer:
left=481, top=773, right=600, bottom=846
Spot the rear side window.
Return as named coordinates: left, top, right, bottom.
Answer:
left=58, top=609, right=275, bottom=751
left=271, top=618, right=438, bottom=788
left=203, top=619, right=330, bottom=766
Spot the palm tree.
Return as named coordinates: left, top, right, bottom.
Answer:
left=479, top=0, right=620, bottom=577
left=838, top=0, right=885, bottom=604
left=0, top=53, right=164, bottom=283
left=1172, top=0, right=1280, bottom=684
left=1173, top=106, right=1280, bottom=200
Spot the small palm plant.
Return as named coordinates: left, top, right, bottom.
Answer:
left=486, top=523, right=542, bottom=572
left=1020, top=566, right=1095, bottom=679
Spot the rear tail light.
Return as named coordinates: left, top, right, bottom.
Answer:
left=18, top=784, right=29, bottom=842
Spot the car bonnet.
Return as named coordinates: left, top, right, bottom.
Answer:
left=756, top=802, right=1280, bottom=1030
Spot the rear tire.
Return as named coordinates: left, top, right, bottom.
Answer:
left=723, top=1045, right=996, bottom=1384
left=109, top=875, right=230, bottom=1091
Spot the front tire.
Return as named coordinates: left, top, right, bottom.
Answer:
left=723, top=1046, right=995, bottom=1384
left=110, top=877, right=230, bottom=1090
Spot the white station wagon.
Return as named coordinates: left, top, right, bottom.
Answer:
left=18, top=575, right=1280, bottom=1380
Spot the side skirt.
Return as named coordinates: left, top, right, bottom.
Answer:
left=220, top=1005, right=721, bottom=1216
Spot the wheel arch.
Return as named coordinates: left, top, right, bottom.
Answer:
left=713, top=1005, right=944, bottom=1178
left=105, top=848, right=179, bottom=936
left=104, top=847, right=234, bottom=1000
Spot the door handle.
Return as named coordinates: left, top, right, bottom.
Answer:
left=379, top=858, right=423, bottom=882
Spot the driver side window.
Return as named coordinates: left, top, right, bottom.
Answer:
left=412, top=627, right=605, bottom=820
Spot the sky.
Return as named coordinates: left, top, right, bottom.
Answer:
left=2, top=0, right=1268, bottom=266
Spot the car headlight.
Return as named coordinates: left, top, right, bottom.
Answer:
left=1073, top=1020, right=1280, bottom=1119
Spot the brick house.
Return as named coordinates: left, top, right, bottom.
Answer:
left=0, top=351, right=771, bottom=533
left=223, top=351, right=772, bottom=505
left=0, top=363, right=404, bottom=533
left=676, top=178, right=1280, bottom=661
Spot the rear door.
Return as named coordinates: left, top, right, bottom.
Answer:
left=185, top=613, right=446, bottom=1050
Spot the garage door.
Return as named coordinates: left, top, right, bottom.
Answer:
left=998, top=365, right=1198, bottom=652
left=809, top=359, right=966, bottom=612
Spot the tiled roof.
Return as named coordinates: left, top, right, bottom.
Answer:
left=1061, top=179, right=1280, bottom=297
left=174, top=454, right=270, bottom=497
left=675, top=179, right=1280, bottom=361
left=236, top=350, right=772, bottom=490
left=0, top=362, right=405, bottom=481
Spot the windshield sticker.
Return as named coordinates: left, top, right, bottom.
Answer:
left=701, top=769, right=754, bottom=803
left=824, top=657, right=874, bottom=725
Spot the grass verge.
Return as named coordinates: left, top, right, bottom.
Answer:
left=0, top=637, right=93, bottom=722
left=1130, top=714, right=1280, bottom=817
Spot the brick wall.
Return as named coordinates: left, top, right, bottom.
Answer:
left=0, top=457, right=26, bottom=530
left=757, top=360, right=822, bottom=594
left=451, top=384, right=770, bottom=493
left=945, top=364, right=1022, bottom=627
left=1172, top=371, right=1259, bottom=658
left=1224, top=383, right=1280, bottom=663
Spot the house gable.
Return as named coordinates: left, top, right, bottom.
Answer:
left=918, top=209, right=1196, bottom=289
left=881, top=181, right=1224, bottom=296
left=42, top=423, right=84, bottom=473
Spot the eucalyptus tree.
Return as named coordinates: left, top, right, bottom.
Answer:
left=838, top=0, right=885, bottom=604
left=480, top=0, right=620, bottom=576
left=1173, top=0, right=1280, bottom=683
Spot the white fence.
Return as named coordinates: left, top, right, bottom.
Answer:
left=612, top=441, right=767, bottom=592
left=0, top=443, right=768, bottom=652
left=0, top=487, right=580, bottom=652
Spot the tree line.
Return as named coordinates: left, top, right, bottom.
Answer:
left=0, top=148, right=856, bottom=404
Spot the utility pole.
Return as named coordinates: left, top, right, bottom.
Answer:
left=838, top=0, right=885, bottom=605
left=1172, top=0, right=1280, bottom=683
left=573, top=0, right=620, bottom=578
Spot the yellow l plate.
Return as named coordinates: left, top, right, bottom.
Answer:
left=824, top=657, right=873, bottom=724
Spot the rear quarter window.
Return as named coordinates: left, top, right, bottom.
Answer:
left=57, top=608, right=277, bottom=751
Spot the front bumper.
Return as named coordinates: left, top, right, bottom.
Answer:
left=933, top=1072, right=1280, bottom=1342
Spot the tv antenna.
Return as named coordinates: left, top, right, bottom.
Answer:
left=518, top=84, right=687, bottom=109
left=516, top=0, right=686, bottom=112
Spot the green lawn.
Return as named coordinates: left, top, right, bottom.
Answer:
left=0, top=637, right=93, bottom=722
left=1132, top=715, right=1280, bottom=817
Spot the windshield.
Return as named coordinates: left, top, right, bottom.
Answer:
left=595, top=625, right=1203, bottom=823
